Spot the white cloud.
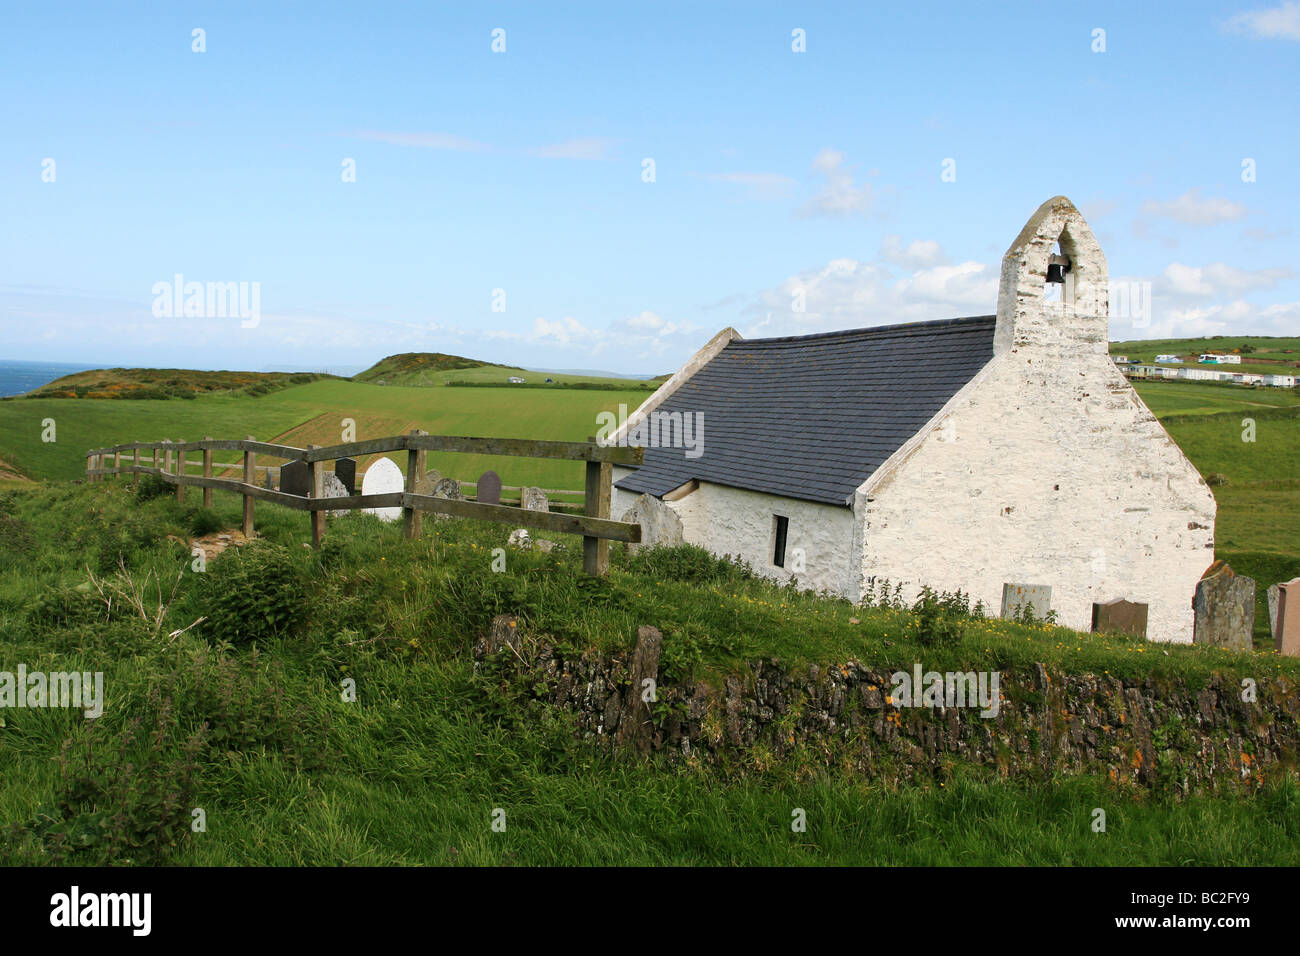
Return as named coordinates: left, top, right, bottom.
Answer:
left=879, top=236, right=948, bottom=270
left=528, top=137, right=619, bottom=160
left=1225, top=2, right=1300, bottom=39
left=1138, top=299, right=1300, bottom=340
left=740, top=256, right=998, bottom=338
left=1161, top=261, right=1293, bottom=297
left=797, top=148, right=875, bottom=218
left=343, top=130, right=488, bottom=151
left=1140, top=189, right=1248, bottom=226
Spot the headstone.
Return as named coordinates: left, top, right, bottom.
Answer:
left=321, top=473, right=349, bottom=517
left=417, top=468, right=440, bottom=495
left=430, top=476, right=462, bottom=521
left=476, top=470, right=502, bottom=505
left=507, top=528, right=531, bottom=548
left=1267, top=584, right=1280, bottom=642
left=621, top=493, right=684, bottom=556
left=521, top=486, right=549, bottom=512
left=280, top=459, right=309, bottom=497
left=432, top=477, right=462, bottom=499
left=361, top=456, right=404, bottom=522
left=335, top=457, right=357, bottom=495
left=264, top=468, right=275, bottom=490
left=1276, top=577, right=1300, bottom=657
left=1091, top=599, right=1148, bottom=639
left=1001, top=583, right=1052, bottom=621
left=1193, top=561, right=1255, bottom=652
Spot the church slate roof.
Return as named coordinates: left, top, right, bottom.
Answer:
left=614, top=314, right=997, bottom=507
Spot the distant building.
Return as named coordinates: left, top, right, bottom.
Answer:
left=1112, top=355, right=1130, bottom=364
left=1198, top=353, right=1241, bottom=365
left=508, top=376, right=526, bottom=384
left=1154, top=354, right=1181, bottom=364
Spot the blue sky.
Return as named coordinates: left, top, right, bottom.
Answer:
left=2, top=0, right=1298, bottom=375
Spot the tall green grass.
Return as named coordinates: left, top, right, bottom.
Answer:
left=1, top=480, right=1297, bottom=866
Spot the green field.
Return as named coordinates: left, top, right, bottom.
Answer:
left=2, top=481, right=1296, bottom=866
left=1112, top=334, right=1300, bottom=366
left=0, top=380, right=649, bottom=492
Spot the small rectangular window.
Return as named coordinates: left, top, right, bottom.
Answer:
left=772, top=515, right=789, bottom=568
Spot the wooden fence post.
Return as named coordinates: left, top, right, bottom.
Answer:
left=86, top=452, right=93, bottom=483
left=308, top=445, right=325, bottom=549
left=175, top=439, right=186, bottom=502
left=202, top=437, right=213, bottom=508
left=162, top=439, right=172, bottom=478
left=113, top=448, right=121, bottom=477
left=583, top=436, right=612, bottom=576
left=132, top=443, right=140, bottom=486
left=404, top=429, right=428, bottom=539
left=242, top=436, right=255, bottom=538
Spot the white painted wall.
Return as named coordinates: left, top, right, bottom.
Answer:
left=613, top=473, right=856, bottom=596
left=853, top=197, right=1215, bottom=643
left=854, top=349, right=1214, bottom=642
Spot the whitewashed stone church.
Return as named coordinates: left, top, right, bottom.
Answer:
left=608, top=196, right=1216, bottom=643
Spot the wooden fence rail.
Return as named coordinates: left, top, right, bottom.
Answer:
left=86, top=432, right=643, bottom=575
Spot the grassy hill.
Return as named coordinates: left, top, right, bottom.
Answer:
left=0, top=379, right=651, bottom=492
left=1, top=480, right=1296, bottom=866
left=20, top=368, right=331, bottom=400
left=1112, top=335, right=1300, bottom=376
left=353, top=351, right=658, bottom=389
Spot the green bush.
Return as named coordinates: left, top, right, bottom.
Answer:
left=185, top=506, right=224, bottom=537
left=28, top=583, right=104, bottom=631
left=197, top=543, right=308, bottom=646
left=623, top=544, right=754, bottom=585
left=908, top=586, right=965, bottom=649
left=0, top=514, right=35, bottom=571
left=134, top=473, right=172, bottom=502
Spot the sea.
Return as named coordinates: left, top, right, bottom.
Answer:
left=0, top=360, right=100, bottom=398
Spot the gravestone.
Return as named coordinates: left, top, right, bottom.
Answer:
left=1001, top=583, right=1052, bottom=621
left=1192, top=561, right=1255, bottom=652
left=264, top=468, right=275, bottom=490
left=1091, top=599, right=1148, bottom=639
left=432, top=477, right=462, bottom=499
left=335, top=457, right=357, bottom=495
left=507, top=528, right=531, bottom=548
left=361, top=456, right=404, bottom=522
left=621, top=493, right=684, bottom=556
left=521, top=486, right=549, bottom=512
left=280, top=459, right=309, bottom=497
left=1276, top=578, right=1300, bottom=657
left=321, top=473, right=349, bottom=517
left=430, top=476, right=462, bottom=521
left=476, top=470, right=502, bottom=505
left=1267, top=584, right=1280, bottom=643
left=417, top=468, right=440, bottom=496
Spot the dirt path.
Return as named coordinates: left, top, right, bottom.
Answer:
left=0, top=457, right=32, bottom=483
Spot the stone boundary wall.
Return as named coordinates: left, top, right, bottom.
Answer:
left=475, top=617, right=1300, bottom=793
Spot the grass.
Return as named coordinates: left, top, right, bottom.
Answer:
left=1, top=479, right=1297, bottom=866
left=0, top=379, right=649, bottom=490
left=352, top=350, right=660, bottom=389
left=1131, top=379, right=1300, bottom=417
left=20, top=367, right=331, bottom=400
left=1112, top=335, right=1300, bottom=364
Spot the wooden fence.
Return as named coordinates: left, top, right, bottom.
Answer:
left=85, top=431, right=643, bottom=575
